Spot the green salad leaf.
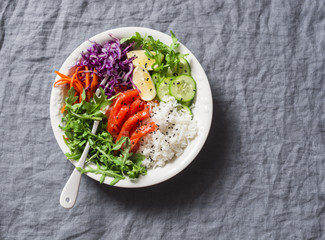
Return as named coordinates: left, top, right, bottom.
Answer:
left=121, top=31, right=188, bottom=76
left=61, top=87, right=147, bottom=185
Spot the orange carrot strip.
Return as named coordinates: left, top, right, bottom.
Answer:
left=75, top=82, right=84, bottom=94
left=54, top=80, right=70, bottom=87
left=55, top=71, right=69, bottom=79
left=56, top=77, right=71, bottom=81
left=70, top=67, right=79, bottom=89
left=85, top=66, right=90, bottom=89
left=60, top=105, right=66, bottom=114
left=86, top=91, right=91, bottom=102
left=73, top=77, right=82, bottom=89
left=70, top=76, right=74, bottom=89
left=73, top=83, right=82, bottom=94
left=92, top=69, right=97, bottom=85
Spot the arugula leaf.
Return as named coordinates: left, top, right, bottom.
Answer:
left=65, top=87, right=78, bottom=105
left=111, top=136, right=128, bottom=151
left=76, top=165, right=125, bottom=183
left=61, top=90, right=147, bottom=185
left=81, top=89, right=86, bottom=101
left=169, top=31, right=180, bottom=51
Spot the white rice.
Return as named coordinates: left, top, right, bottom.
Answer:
left=139, top=96, right=198, bottom=168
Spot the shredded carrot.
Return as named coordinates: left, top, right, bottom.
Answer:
left=86, top=91, right=91, bottom=102
left=54, top=79, right=70, bottom=87
left=85, top=66, right=90, bottom=89
left=73, top=77, right=83, bottom=93
left=54, top=71, right=69, bottom=79
left=70, top=67, right=77, bottom=89
left=54, top=66, right=99, bottom=108
left=60, top=104, right=66, bottom=114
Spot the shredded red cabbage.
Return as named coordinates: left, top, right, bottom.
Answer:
left=77, top=34, right=135, bottom=98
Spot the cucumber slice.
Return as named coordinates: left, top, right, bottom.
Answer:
left=166, top=57, right=191, bottom=77
left=182, top=99, right=193, bottom=107
left=178, top=58, right=191, bottom=75
left=151, top=73, right=160, bottom=86
left=166, top=68, right=178, bottom=77
left=169, top=75, right=196, bottom=103
left=157, top=77, right=174, bottom=101
left=177, top=105, right=193, bottom=119
left=177, top=104, right=192, bottom=114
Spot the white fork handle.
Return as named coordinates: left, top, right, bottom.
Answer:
left=60, top=120, right=99, bottom=209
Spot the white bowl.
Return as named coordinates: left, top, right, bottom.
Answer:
left=50, top=27, right=213, bottom=188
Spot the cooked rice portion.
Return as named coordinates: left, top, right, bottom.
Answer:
left=139, top=96, right=197, bottom=168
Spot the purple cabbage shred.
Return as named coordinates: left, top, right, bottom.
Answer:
left=77, top=34, right=135, bottom=98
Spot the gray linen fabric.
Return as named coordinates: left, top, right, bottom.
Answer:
left=1, top=0, right=325, bottom=239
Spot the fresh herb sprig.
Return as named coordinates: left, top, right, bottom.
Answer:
left=60, top=87, right=147, bottom=185
left=121, top=31, right=188, bottom=76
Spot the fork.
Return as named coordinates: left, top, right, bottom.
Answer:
left=60, top=77, right=109, bottom=209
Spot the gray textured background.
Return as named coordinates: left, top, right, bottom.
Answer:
left=1, top=0, right=325, bottom=239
